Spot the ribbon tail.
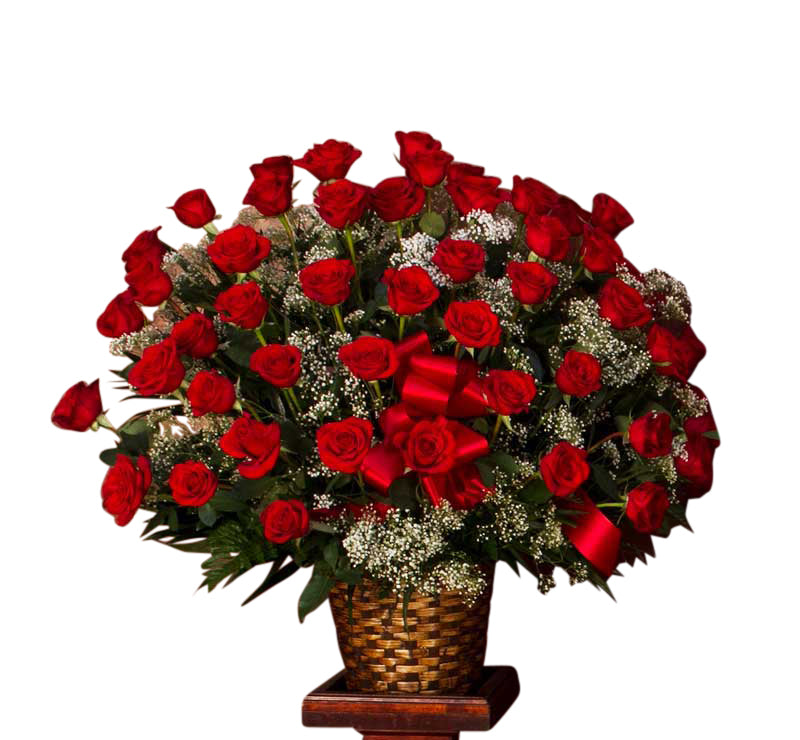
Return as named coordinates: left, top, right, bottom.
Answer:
left=360, top=444, right=406, bottom=495
left=562, top=492, right=621, bottom=579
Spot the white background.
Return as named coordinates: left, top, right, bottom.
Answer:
left=3, top=2, right=798, bottom=739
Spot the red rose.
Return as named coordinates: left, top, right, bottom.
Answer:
left=219, top=415, right=281, bottom=478
left=370, top=176, right=425, bottom=222
left=540, top=441, right=589, bottom=497
left=580, top=227, right=624, bottom=274
left=101, top=455, right=151, bottom=526
left=675, top=408, right=719, bottom=497
left=186, top=370, right=236, bottom=416
left=261, top=499, right=310, bottom=544
left=171, top=312, right=218, bottom=358
left=51, top=379, right=103, bottom=431
left=124, top=256, right=172, bottom=306
left=214, top=282, right=268, bottom=329
left=506, top=261, right=559, bottom=305
left=525, top=214, right=571, bottom=261
left=626, top=482, right=670, bottom=533
left=314, top=179, right=371, bottom=230
left=591, top=193, right=633, bottom=238
left=250, top=344, right=302, bottom=388
left=168, top=461, right=218, bottom=507
left=121, top=228, right=167, bottom=268
left=97, top=289, right=146, bottom=338
left=597, top=277, right=652, bottom=329
left=444, top=300, right=501, bottom=348
left=483, top=369, right=537, bottom=415
left=551, top=196, right=590, bottom=237
left=628, top=411, right=673, bottom=458
left=243, top=155, right=294, bottom=217
left=403, top=417, right=457, bottom=474
left=207, top=224, right=271, bottom=274
left=169, top=189, right=216, bottom=228
left=395, top=131, right=454, bottom=187
left=317, top=417, right=373, bottom=474
left=382, top=266, right=440, bottom=315
left=432, top=238, right=485, bottom=283
left=294, top=139, right=361, bottom=181
left=439, top=463, right=490, bottom=510
left=647, top=323, right=706, bottom=382
left=555, top=350, right=602, bottom=397
left=128, top=338, right=185, bottom=396
left=299, top=258, right=355, bottom=306
left=445, top=162, right=503, bottom=215
left=338, top=337, right=398, bottom=380
left=511, top=176, right=560, bottom=216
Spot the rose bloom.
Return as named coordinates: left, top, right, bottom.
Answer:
left=591, top=193, right=633, bottom=238
left=555, top=350, right=602, bottom=397
left=97, top=289, right=146, bottom=338
left=432, top=238, right=485, bottom=283
left=395, top=131, right=454, bottom=187
left=186, top=370, right=236, bottom=416
left=261, top=499, right=310, bottom=544
left=403, top=417, right=457, bottom=474
left=169, top=188, right=216, bottom=228
left=314, top=179, right=371, bottom=230
left=299, top=258, right=355, bottom=305
left=647, top=323, right=706, bottom=382
left=511, top=176, right=560, bottom=216
left=628, top=411, right=673, bottom=458
left=171, top=312, right=218, bottom=358
left=540, top=441, right=589, bottom=497
left=214, top=282, right=269, bottom=329
left=249, top=344, right=302, bottom=388
left=168, top=461, right=218, bottom=507
left=437, top=463, right=489, bottom=510
left=101, top=455, right=151, bottom=526
left=525, top=214, right=572, bottom=261
left=382, top=266, right=440, bottom=315
left=294, top=139, right=361, bottom=181
left=675, top=411, right=719, bottom=497
left=483, top=369, right=537, bottom=415
left=219, top=415, right=281, bottom=479
left=124, top=255, right=173, bottom=306
left=51, top=379, right=103, bottom=431
left=581, top=226, right=624, bottom=273
left=243, top=155, right=294, bottom=217
left=626, top=482, right=670, bottom=533
left=445, top=162, right=503, bottom=215
left=506, top=261, right=559, bottom=305
left=551, top=195, right=590, bottom=236
left=317, top=417, right=373, bottom=473
left=207, top=224, right=271, bottom=273
left=370, top=176, right=425, bottom=222
left=444, top=300, right=502, bottom=348
left=121, top=227, right=167, bottom=268
left=338, top=337, right=398, bottom=380
left=128, top=338, right=185, bottom=396
left=597, top=277, right=652, bottom=329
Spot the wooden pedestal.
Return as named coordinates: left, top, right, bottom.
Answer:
left=302, top=665, right=519, bottom=740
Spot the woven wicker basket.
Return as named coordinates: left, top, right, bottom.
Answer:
left=329, top=567, right=494, bottom=695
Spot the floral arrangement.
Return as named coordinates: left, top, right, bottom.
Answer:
left=52, top=132, right=719, bottom=619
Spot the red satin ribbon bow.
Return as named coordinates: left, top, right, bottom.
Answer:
left=561, top=491, right=621, bottom=578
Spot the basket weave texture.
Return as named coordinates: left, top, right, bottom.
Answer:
left=329, top=568, right=494, bottom=695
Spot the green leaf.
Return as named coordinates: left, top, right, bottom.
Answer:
left=198, top=504, right=217, bottom=527
left=472, top=417, right=490, bottom=435
left=419, top=211, right=445, bottom=237
left=298, top=563, right=335, bottom=623
left=489, top=451, right=518, bottom=474
left=591, top=464, right=618, bottom=497
left=517, top=478, right=552, bottom=505
left=388, top=477, right=418, bottom=510
left=323, top=539, right=340, bottom=570
left=241, top=557, right=300, bottom=606
left=99, top=448, right=119, bottom=466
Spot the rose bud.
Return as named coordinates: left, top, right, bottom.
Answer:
left=445, top=162, right=503, bottom=215
left=338, top=337, right=398, bottom=380
left=186, top=370, right=236, bottom=416
left=403, top=417, right=457, bottom=474
left=370, top=176, right=425, bottom=222
left=299, top=258, right=355, bottom=306
left=628, top=411, right=673, bottom=458
left=249, top=344, right=303, bottom=388
left=124, top=257, right=173, bottom=306
left=128, top=338, right=186, bottom=396
left=314, top=179, right=371, bottom=230
left=506, top=261, right=559, bottom=305
left=444, top=300, right=502, bottom=348
left=483, top=369, right=537, bottom=415
left=171, top=312, right=218, bottom=358
left=97, top=289, right=146, bottom=338
left=525, top=214, right=571, bottom=261
left=169, top=188, right=216, bottom=228
left=168, top=460, right=218, bottom=507
left=51, top=379, right=103, bottom=431
left=121, top=228, right=167, bottom=269
left=214, top=282, right=269, bottom=329
left=580, top=226, right=624, bottom=274
left=317, top=417, right=373, bottom=474
left=294, top=139, right=362, bottom=181
left=626, top=482, right=670, bottom=533
left=382, top=266, right=440, bottom=315
left=591, top=193, right=634, bottom=238
left=647, top=323, right=706, bottom=382
left=555, top=350, right=602, bottom=397
left=395, top=131, right=454, bottom=187
left=511, top=176, right=560, bottom=216
left=598, top=277, right=652, bottom=329
left=261, top=499, right=310, bottom=544
left=243, top=155, right=294, bottom=217
left=540, top=441, right=590, bottom=497
left=207, top=224, right=271, bottom=274
left=219, top=415, right=281, bottom=479
left=432, top=238, right=485, bottom=283
left=101, top=455, right=151, bottom=526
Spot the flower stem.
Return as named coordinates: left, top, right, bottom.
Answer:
left=454, top=342, right=462, bottom=358
left=281, top=389, right=298, bottom=419
left=371, top=381, right=383, bottom=411
left=255, top=327, right=267, bottom=346
left=489, top=415, right=503, bottom=446
left=587, top=431, right=622, bottom=454
left=203, top=222, right=219, bottom=237
left=343, top=227, right=364, bottom=303
left=286, top=386, right=302, bottom=414
left=332, top=304, right=347, bottom=333
left=278, top=213, right=299, bottom=271
left=596, top=502, right=625, bottom=509
left=395, top=221, right=404, bottom=249
left=398, top=315, right=407, bottom=340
